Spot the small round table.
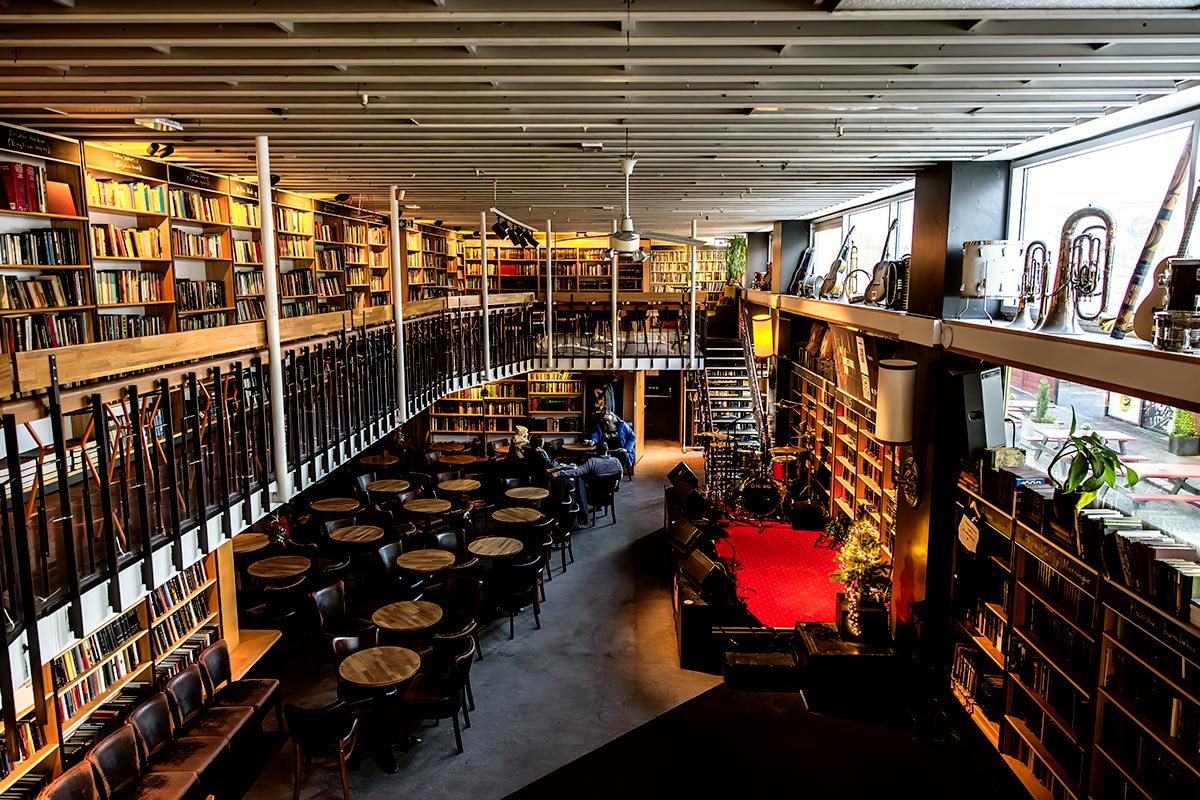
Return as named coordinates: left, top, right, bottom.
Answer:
left=231, top=532, right=269, bottom=555
left=506, top=487, right=549, bottom=505
left=438, top=454, right=479, bottom=466
left=404, top=498, right=451, bottom=530
left=395, top=548, right=456, bottom=573
left=367, top=479, right=411, bottom=495
left=493, top=445, right=510, bottom=456
left=563, top=442, right=595, bottom=453
left=311, top=497, right=362, bottom=515
left=247, top=555, right=311, bottom=581
left=338, top=646, right=422, bottom=773
left=361, top=453, right=399, bottom=469
left=468, top=536, right=523, bottom=559
left=430, top=442, right=468, bottom=453
left=372, top=600, right=443, bottom=633
left=328, top=525, right=385, bottom=545
left=439, top=479, right=481, bottom=502
left=492, top=506, right=543, bottom=525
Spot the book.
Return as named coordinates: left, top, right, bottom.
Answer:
left=45, top=180, right=77, bottom=216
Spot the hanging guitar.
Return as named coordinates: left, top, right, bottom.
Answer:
left=818, top=225, right=857, bottom=299
left=861, top=217, right=911, bottom=309
left=787, top=246, right=815, bottom=296
left=1132, top=174, right=1200, bottom=341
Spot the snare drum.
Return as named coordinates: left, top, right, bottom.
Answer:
left=1154, top=310, right=1198, bottom=352
left=961, top=240, right=1025, bottom=299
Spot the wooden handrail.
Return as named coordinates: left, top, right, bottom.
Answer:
left=0, top=293, right=535, bottom=399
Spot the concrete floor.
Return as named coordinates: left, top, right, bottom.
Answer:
left=244, top=440, right=721, bottom=800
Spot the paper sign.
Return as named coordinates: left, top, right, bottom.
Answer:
left=958, top=515, right=980, bottom=553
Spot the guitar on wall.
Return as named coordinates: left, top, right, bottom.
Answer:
left=1132, top=174, right=1200, bottom=341
left=817, top=225, right=856, bottom=298
left=786, top=246, right=815, bottom=296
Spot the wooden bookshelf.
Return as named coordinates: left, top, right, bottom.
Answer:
left=167, top=164, right=233, bottom=332
left=526, top=371, right=584, bottom=437
left=648, top=244, right=726, bottom=296
left=403, top=223, right=456, bottom=301
left=430, top=377, right=528, bottom=439
left=273, top=190, right=316, bottom=319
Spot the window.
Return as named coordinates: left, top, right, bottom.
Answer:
left=810, top=192, right=914, bottom=293
left=811, top=222, right=844, bottom=280
left=1012, top=123, right=1193, bottom=312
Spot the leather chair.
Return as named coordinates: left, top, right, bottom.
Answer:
left=164, top=666, right=254, bottom=744
left=284, top=701, right=359, bottom=800
left=433, top=575, right=483, bottom=661
left=128, top=694, right=227, bottom=799
left=38, top=760, right=103, bottom=800
left=492, top=555, right=543, bottom=639
left=369, top=542, right=427, bottom=605
left=196, top=640, right=282, bottom=729
left=309, top=581, right=376, bottom=673
left=403, top=639, right=476, bottom=754
left=88, top=725, right=200, bottom=800
left=584, top=474, right=621, bottom=526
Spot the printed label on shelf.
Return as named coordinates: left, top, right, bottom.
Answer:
left=958, top=515, right=980, bottom=553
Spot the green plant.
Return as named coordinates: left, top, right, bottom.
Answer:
left=830, top=514, right=891, bottom=599
left=725, top=234, right=747, bottom=284
left=1172, top=407, right=1197, bottom=438
left=1047, top=408, right=1139, bottom=508
left=1030, top=377, right=1056, bottom=424
left=824, top=513, right=851, bottom=549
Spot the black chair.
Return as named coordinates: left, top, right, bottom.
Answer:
left=428, top=528, right=466, bottom=561
left=164, top=666, right=254, bottom=743
left=432, top=574, right=483, bottom=660
left=241, top=575, right=306, bottom=634
left=309, top=581, right=376, bottom=674
left=585, top=474, right=621, bottom=526
left=492, top=555, right=543, bottom=639
left=402, top=639, right=476, bottom=754
left=427, top=625, right=477, bottom=711
left=284, top=701, right=359, bottom=800
left=197, top=640, right=283, bottom=730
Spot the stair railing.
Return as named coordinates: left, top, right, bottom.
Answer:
left=738, top=306, right=771, bottom=457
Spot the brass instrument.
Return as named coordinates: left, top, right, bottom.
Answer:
left=1009, top=240, right=1049, bottom=329
left=1035, top=206, right=1116, bottom=335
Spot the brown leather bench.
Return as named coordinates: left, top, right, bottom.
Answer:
left=164, top=665, right=254, bottom=744
left=129, top=693, right=229, bottom=799
left=88, top=725, right=200, bottom=800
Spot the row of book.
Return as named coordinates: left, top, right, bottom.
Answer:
left=1099, top=701, right=1200, bottom=798
left=52, top=611, right=141, bottom=689
left=168, top=189, right=224, bottom=223
left=148, top=562, right=207, bottom=620
left=279, top=270, right=314, bottom=298
left=529, top=398, right=581, bottom=412
left=971, top=599, right=1006, bottom=654
left=233, top=240, right=262, bottom=264
left=316, top=276, right=343, bottom=298
left=97, top=314, right=164, bottom=342
left=1006, top=691, right=1085, bottom=789
left=348, top=290, right=387, bottom=308
left=235, top=271, right=265, bottom=295
left=0, top=718, right=46, bottom=775
left=1100, top=521, right=1200, bottom=622
left=0, top=227, right=82, bottom=266
left=344, top=245, right=368, bottom=263
left=274, top=207, right=311, bottom=235
left=651, top=249, right=726, bottom=264
left=152, top=596, right=211, bottom=657
left=345, top=266, right=367, bottom=286
left=533, top=416, right=583, bottom=433
left=85, top=175, right=167, bottom=214
left=1024, top=598, right=1095, bottom=668
left=408, top=253, right=451, bottom=269
left=0, top=273, right=89, bottom=310
left=1103, top=643, right=1199, bottom=747
left=1, top=313, right=86, bottom=353
left=1020, top=557, right=1093, bottom=628
left=278, top=238, right=312, bottom=259
left=154, top=626, right=219, bottom=687
left=95, top=269, right=163, bottom=306
left=529, top=382, right=582, bottom=394
left=55, top=643, right=142, bottom=722
left=59, top=682, right=150, bottom=769
left=316, top=249, right=344, bottom=270
left=1009, top=639, right=1091, bottom=739
left=368, top=228, right=385, bottom=245
left=179, top=313, right=228, bottom=331
left=368, top=251, right=387, bottom=267
left=90, top=224, right=164, bottom=260
left=230, top=201, right=259, bottom=228
left=175, top=279, right=226, bottom=312
left=171, top=230, right=223, bottom=259
left=951, top=643, right=1004, bottom=723
left=369, top=275, right=386, bottom=291
left=315, top=222, right=339, bottom=241
left=339, top=225, right=367, bottom=245
left=236, top=298, right=265, bottom=322
left=0, top=775, right=47, bottom=800
left=0, top=162, right=50, bottom=214
left=282, top=300, right=315, bottom=318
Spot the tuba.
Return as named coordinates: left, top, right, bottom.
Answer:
left=1035, top=206, right=1115, bottom=335
left=1010, top=240, right=1049, bottom=329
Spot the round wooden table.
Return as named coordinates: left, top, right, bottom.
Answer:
left=246, top=555, right=311, bottom=581
left=439, top=478, right=481, bottom=495
left=328, top=525, right=385, bottom=545
left=468, top=536, right=523, bottom=558
left=338, top=646, right=421, bottom=689
left=493, top=445, right=510, bottom=456
left=372, top=600, right=443, bottom=633
left=429, top=442, right=468, bottom=453
left=395, top=548, right=456, bottom=572
left=439, top=454, right=479, bottom=466
left=506, top=487, right=549, bottom=503
left=367, top=479, right=410, bottom=495
left=361, top=454, right=399, bottom=469
left=310, top=497, right=362, bottom=514
left=563, top=442, right=595, bottom=452
left=232, top=532, right=269, bottom=555
left=492, top=506, right=543, bottom=525
left=404, top=498, right=451, bottom=531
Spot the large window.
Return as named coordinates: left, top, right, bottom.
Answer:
left=1011, top=123, right=1194, bottom=312
left=811, top=222, right=845, bottom=280
left=809, top=193, right=914, bottom=293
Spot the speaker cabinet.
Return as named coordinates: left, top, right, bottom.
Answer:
left=951, top=366, right=1006, bottom=458
left=668, top=461, right=700, bottom=490
left=681, top=550, right=734, bottom=603
left=670, top=518, right=705, bottom=556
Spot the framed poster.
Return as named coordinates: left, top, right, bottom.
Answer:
left=830, top=326, right=878, bottom=408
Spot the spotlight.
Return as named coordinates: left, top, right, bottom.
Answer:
left=524, top=229, right=540, bottom=248
left=491, top=220, right=511, bottom=241
left=333, top=193, right=351, bottom=203
left=146, top=143, right=175, bottom=158
left=270, top=174, right=282, bottom=187
left=434, top=220, right=444, bottom=227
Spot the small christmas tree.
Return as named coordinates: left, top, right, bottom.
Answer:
left=1030, top=377, right=1056, bottom=424
left=831, top=514, right=891, bottom=638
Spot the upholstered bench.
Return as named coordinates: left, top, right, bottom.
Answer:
left=88, top=726, right=200, bottom=800
left=165, top=666, right=254, bottom=743
left=197, top=640, right=283, bottom=729
left=129, top=693, right=228, bottom=799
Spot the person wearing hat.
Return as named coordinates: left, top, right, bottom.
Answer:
left=587, top=411, right=636, bottom=470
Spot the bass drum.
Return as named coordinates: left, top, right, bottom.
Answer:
left=733, top=474, right=786, bottom=519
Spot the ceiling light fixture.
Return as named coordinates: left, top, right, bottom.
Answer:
left=134, top=116, right=183, bottom=132
left=146, top=142, right=175, bottom=158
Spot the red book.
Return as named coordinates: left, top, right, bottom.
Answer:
left=46, top=180, right=77, bottom=216
left=0, top=163, right=17, bottom=210
left=12, top=163, right=28, bottom=211
left=25, top=164, right=41, bottom=213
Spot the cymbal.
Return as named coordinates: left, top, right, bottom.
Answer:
left=771, top=455, right=797, bottom=463
left=695, top=432, right=730, bottom=441
left=770, top=445, right=808, bottom=455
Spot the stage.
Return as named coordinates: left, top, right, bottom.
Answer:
left=715, top=520, right=843, bottom=628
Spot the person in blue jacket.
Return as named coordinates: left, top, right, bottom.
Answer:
left=587, top=411, right=636, bottom=470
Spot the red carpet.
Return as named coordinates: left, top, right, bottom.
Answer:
left=715, top=521, right=843, bottom=627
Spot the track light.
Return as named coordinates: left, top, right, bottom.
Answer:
left=491, top=220, right=510, bottom=241
left=146, top=143, right=175, bottom=158
left=333, top=193, right=351, bottom=203
left=270, top=173, right=282, bottom=187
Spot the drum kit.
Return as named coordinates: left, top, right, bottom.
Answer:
left=694, top=431, right=812, bottom=528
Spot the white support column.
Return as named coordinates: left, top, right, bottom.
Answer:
left=256, top=135, right=293, bottom=503
left=690, top=219, right=698, bottom=367
left=389, top=186, right=408, bottom=422
left=545, top=219, right=553, bottom=364
left=611, top=219, right=618, bottom=368
left=481, top=211, right=492, bottom=380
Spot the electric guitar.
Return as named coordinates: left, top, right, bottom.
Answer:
left=818, top=225, right=856, bottom=298
left=1132, top=175, right=1200, bottom=340
left=786, top=246, right=815, bottom=296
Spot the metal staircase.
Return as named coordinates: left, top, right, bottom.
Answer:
left=703, top=335, right=761, bottom=449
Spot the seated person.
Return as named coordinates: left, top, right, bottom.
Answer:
left=556, top=442, right=625, bottom=526
left=587, top=411, right=637, bottom=470
left=524, top=434, right=561, bottom=484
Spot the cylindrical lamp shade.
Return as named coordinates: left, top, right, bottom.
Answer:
left=876, top=359, right=917, bottom=445
left=751, top=314, right=773, bottom=358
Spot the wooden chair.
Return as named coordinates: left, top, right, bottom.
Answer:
left=402, top=639, right=476, bottom=754
left=284, top=701, right=359, bottom=800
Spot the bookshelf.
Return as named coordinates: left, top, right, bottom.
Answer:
left=0, top=123, right=91, bottom=355
left=431, top=377, right=528, bottom=439
left=84, top=146, right=174, bottom=340
left=526, top=371, right=584, bottom=436
left=364, top=215, right=391, bottom=308
left=313, top=200, right=354, bottom=313
left=230, top=179, right=265, bottom=323
left=403, top=223, right=456, bottom=301
left=648, top=245, right=726, bottom=296
left=273, top=190, right=316, bottom=319
left=168, top=165, right=233, bottom=332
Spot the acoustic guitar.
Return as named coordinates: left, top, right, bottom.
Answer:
left=861, top=218, right=905, bottom=307
left=1132, top=175, right=1200, bottom=341
left=786, top=246, right=815, bottom=296
left=817, top=225, right=856, bottom=298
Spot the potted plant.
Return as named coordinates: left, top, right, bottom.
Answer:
left=821, top=512, right=851, bottom=549
left=725, top=234, right=747, bottom=287
left=1046, top=409, right=1139, bottom=520
left=1169, top=407, right=1199, bottom=457
left=831, top=514, right=892, bottom=641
